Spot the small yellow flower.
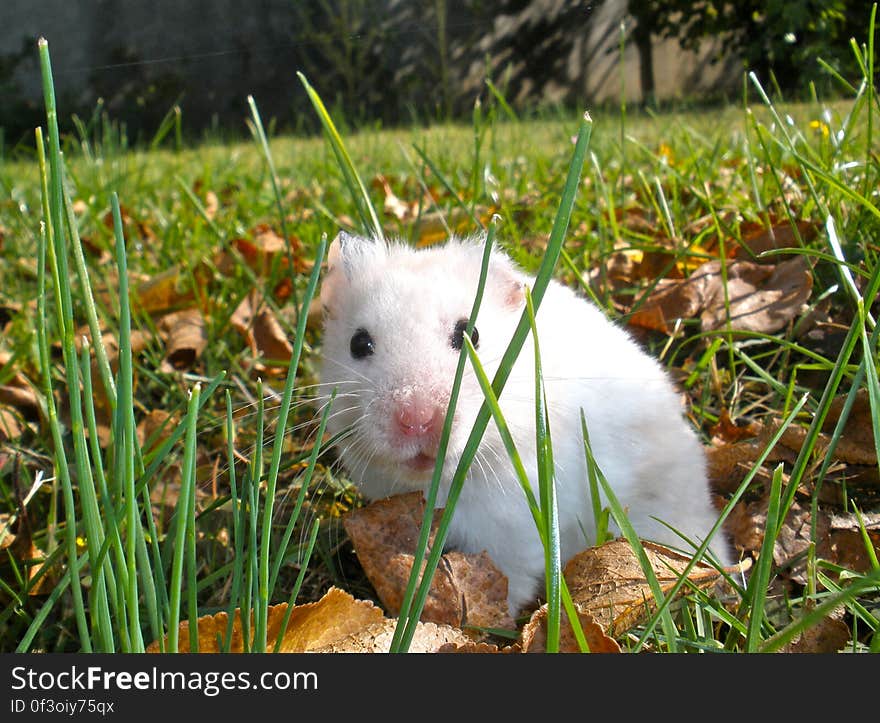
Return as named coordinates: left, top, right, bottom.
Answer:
left=76, top=536, right=87, bottom=550
left=657, top=142, right=675, bottom=165
left=809, top=120, right=830, bottom=138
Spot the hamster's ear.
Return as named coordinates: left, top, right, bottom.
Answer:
left=327, top=230, right=376, bottom=280
left=489, top=251, right=527, bottom=310
left=321, top=231, right=371, bottom=317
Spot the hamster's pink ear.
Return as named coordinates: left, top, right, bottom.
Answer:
left=489, top=250, right=527, bottom=310
left=321, top=231, right=372, bottom=316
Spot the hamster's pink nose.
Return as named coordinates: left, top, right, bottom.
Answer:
left=394, top=399, right=441, bottom=437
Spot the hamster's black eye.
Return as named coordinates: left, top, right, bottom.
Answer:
left=350, top=328, right=375, bottom=359
left=451, top=318, right=478, bottom=351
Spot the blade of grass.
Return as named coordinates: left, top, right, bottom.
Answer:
left=167, top=383, right=200, bottom=652
left=389, top=221, right=497, bottom=652
left=110, top=192, right=144, bottom=652
left=525, top=288, right=562, bottom=652
left=246, top=94, right=299, bottom=315
left=744, top=463, right=784, bottom=650
left=273, top=516, right=321, bottom=653
left=461, top=333, right=589, bottom=651
left=583, top=413, right=680, bottom=651
left=297, top=73, right=383, bottom=240
left=255, top=235, right=327, bottom=651
left=393, top=112, right=593, bottom=652
left=38, top=39, right=92, bottom=653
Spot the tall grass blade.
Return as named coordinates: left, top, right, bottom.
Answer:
left=37, top=38, right=92, bottom=653
left=255, top=235, right=327, bottom=651
left=389, top=222, right=496, bottom=652
left=394, top=112, right=593, bottom=652
left=297, top=73, right=384, bottom=240
left=167, top=384, right=201, bottom=652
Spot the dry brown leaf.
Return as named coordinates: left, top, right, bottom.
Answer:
left=137, top=409, right=179, bottom=453
left=145, top=586, right=475, bottom=653
left=0, top=406, right=23, bottom=442
left=375, top=174, right=419, bottom=223
left=311, top=619, right=473, bottom=653
left=781, top=608, right=851, bottom=653
left=221, top=224, right=309, bottom=279
left=204, top=190, right=219, bottom=221
left=230, top=290, right=293, bottom=372
left=343, top=492, right=514, bottom=633
left=520, top=604, right=621, bottom=653
left=135, top=266, right=199, bottom=314
left=735, top=219, right=819, bottom=259
left=630, top=257, right=812, bottom=334
left=0, top=507, right=57, bottom=596
left=413, top=205, right=494, bottom=248
left=157, top=308, right=208, bottom=373
left=824, top=389, right=878, bottom=465
left=709, top=410, right=763, bottom=446
left=146, top=586, right=385, bottom=652
left=103, top=203, right=157, bottom=245
left=437, top=641, right=520, bottom=653
left=562, top=538, right=735, bottom=636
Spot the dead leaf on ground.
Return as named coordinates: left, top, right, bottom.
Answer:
left=734, top=219, right=819, bottom=260
left=204, top=190, right=219, bottom=221
left=561, top=538, right=742, bottom=637
left=219, top=224, right=310, bottom=281
left=824, top=389, right=878, bottom=465
left=520, top=604, right=621, bottom=653
left=706, top=395, right=878, bottom=499
left=343, top=491, right=514, bottom=634
left=0, top=504, right=58, bottom=596
left=230, top=290, right=293, bottom=374
left=0, top=352, right=40, bottom=422
left=157, top=308, right=208, bottom=373
left=375, top=173, right=420, bottom=223
left=0, top=406, right=23, bottom=442
left=103, top=203, right=157, bottom=246
left=136, top=409, right=179, bottom=453
left=629, top=256, right=812, bottom=335
left=135, top=263, right=213, bottom=315
left=145, top=585, right=473, bottom=653
left=311, top=619, right=473, bottom=653
left=780, top=607, right=851, bottom=653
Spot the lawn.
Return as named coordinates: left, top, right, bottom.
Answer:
left=0, top=39, right=878, bottom=653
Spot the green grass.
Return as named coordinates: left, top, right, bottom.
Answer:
left=1, top=22, right=879, bottom=653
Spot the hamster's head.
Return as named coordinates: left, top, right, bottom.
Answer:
left=317, top=231, right=526, bottom=499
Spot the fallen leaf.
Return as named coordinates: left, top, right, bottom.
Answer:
left=145, top=586, right=474, bottom=653
left=375, top=174, right=419, bottom=222
left=0, top=406, right=23, bottom=442
left=437, top=641, right=520, bottom=653
left=137, top=409, right=179, bottom=453
left=204, top=190, right=219, bottom=221
left=520, top=604, right=621, bottom=653
left=630, top=257, right=812, bottom=334
left=735, top=219, right=819, bottom=260
left=311, top=619, right=473, bottom=653
left=230, top=290, right=293, bottom=372
left=780, top=607, right=850, bottom=653
left=146, top=586, right=383, bottom=652
left=157, top=308, right=208, bottom=373
left=561, top=538, right=737, bottom=637
left=343, top=492, right=514, bottom=634
left=135, top=265, right=202, bottom=314
left=710, top=410, right=763, bottom=445
left=823, top=389, right=878, bottom=466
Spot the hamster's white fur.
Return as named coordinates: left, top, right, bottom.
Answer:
left=319, top=232, right=731, bottom=613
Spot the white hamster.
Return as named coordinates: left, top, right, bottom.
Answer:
left=318, top=231, right=731, bottom=614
